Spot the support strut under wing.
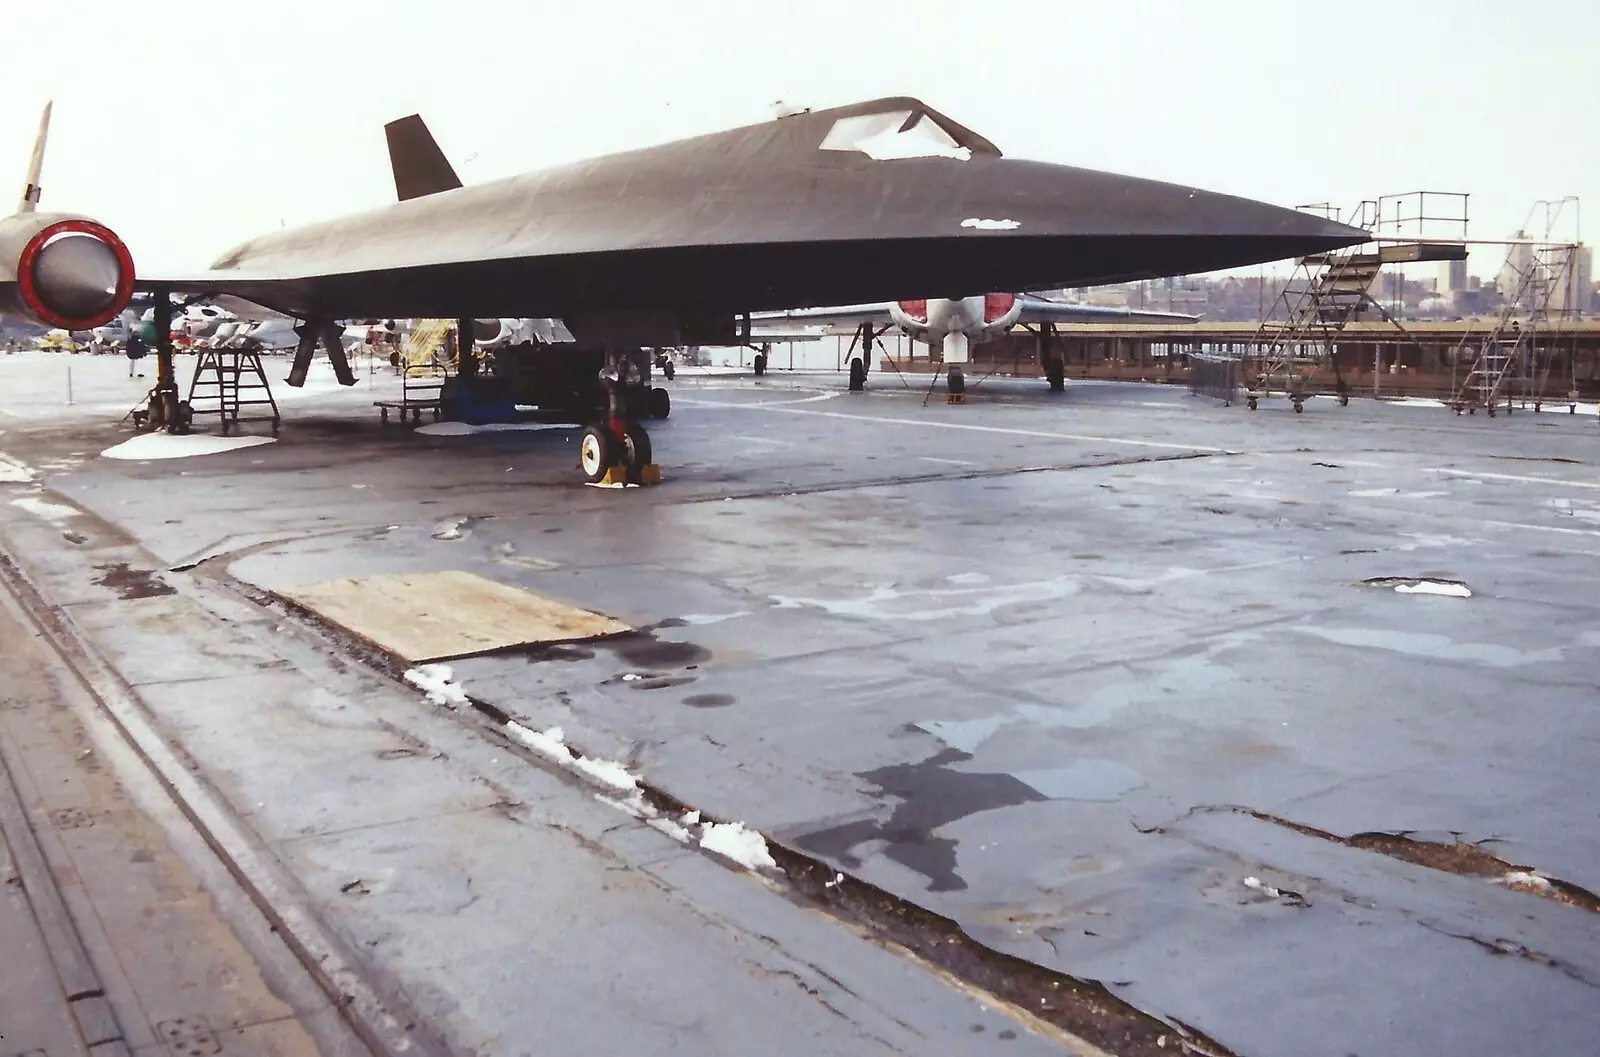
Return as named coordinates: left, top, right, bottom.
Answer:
left=288, top=321, right=355, bottom=387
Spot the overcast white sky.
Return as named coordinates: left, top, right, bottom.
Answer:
left=5, top=0, right=1594, bottom=280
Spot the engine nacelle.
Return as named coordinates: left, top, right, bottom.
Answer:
left=0, top=212, right=135, bottom=331
left=888, top=299, right=929, bottom=335
left=971, top=292, right=1021, bottom=342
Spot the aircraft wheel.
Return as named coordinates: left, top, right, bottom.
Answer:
left=662, top=360, right=675, bottom=381
left=579, top=424, right=617, bottom=483
left=1247, top=397, right=1258, bottom=410
left=848, top=358, right=866, bottom=391
left=1293, top=401, right=1304, bottom=414
left=622, top=422, right=652, bottom=470
left=753, top=353, right=767, bottom=376
left=648, top=387, right=671, bottom=420
left=1045, top=360, right=1065, bottom=392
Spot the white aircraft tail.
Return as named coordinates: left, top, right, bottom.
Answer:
left=18, top=100, right=51, bottom=214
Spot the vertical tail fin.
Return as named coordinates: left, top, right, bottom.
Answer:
left=19, top=100, right=52, bottom=213
left=383, top=114, right=462, bottom=202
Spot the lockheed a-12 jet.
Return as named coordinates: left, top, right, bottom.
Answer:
left=2, top=96, right=1367, bottom=481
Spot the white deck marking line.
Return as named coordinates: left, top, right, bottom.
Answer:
left=677, top=391, right=840, bottom=407
left=1480, top=519, right=1600, bottom=538
left=1425, top=467, right=1600, bottom=490
left=676, top=400, right=1228, bottom=454
left=919, top=456, right=978, bottom=467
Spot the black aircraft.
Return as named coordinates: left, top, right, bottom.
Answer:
left=2, top=96, right=1367, bottom=481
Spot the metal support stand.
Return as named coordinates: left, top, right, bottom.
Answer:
left=143, top=288, right=190, bottom=434
left=287, top=321, right=355, bottom=388
left=456, top=318, right=477, bottom=379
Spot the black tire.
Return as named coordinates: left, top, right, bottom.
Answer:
left=622, top=422, right=652, bottom=470
left=947, top=367, right=965, bottom=395
left=663, top=361, right=675, bottom=380
left=648, top=387, right=671, bottom=420
left=1045, top=359, right=1065, bottom=392
left=753, top=353, right=767, bottom=376
left=579, top=424, right=617, bottom=482
left=848, top=357, right=866, bottom=391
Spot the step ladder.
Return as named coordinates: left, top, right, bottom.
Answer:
left=1449, top=243, right=1575, bottom=415
left=185, top=348, right=281, bottom=434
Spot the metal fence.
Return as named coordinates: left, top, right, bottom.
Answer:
left=1187, top=353, right=1241, bottom=405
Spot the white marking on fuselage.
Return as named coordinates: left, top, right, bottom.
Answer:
left=961, top=218, right=1020, bottom=230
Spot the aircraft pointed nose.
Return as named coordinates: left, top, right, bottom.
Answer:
left=937, top=158, right=1373, bottom=287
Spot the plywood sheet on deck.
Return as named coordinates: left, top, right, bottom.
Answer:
left=277, top=570, right=630, bottom=663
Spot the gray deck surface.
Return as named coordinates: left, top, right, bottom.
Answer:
left=3, top=352, right=1597, bottom=1056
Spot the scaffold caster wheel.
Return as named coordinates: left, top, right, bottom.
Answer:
left=1247, top=397, right=1258, bottom=411
left=1338, top=394, right=1349, bottom=407
left=1487, top=406, right=1496, bottom=418
left=1293, top=401, right=1304, bottom=414
left=579, top=424, right=617, bottom=483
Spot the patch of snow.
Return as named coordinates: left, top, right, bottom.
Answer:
left=1242, top=875, right=1282, bottom=898
left=584, top=480, right=643, bottom=489
left=0, top=454, right=34, bottom=482
left=505, top=720, right=571, bottom=764
left=403, top=664, right=470, bottom=709
left=415, top=421, right=571, bottom=436
left=960, top=217, right=1021, bottom=230
left=700, top=821, right=778, bottom=870
left=1494, top=871, right=1553, bottom=889
left=101, top=433, right=276, bottom=460
left=645, top=815, right=696, bottom=842
left=1395, top=580, right=1472, bottom=598
left=1348, top=487, right=1399, bottom=497
left=10, top=496, right=80, bottom=520
left=572, top=754, right=639, bottom=792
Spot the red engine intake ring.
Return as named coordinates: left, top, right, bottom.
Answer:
left=16, top=218, right=136, bottom=331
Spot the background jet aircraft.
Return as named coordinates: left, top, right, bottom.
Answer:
left=3, top=97, right=1367, bottom=482
left=752, top=293, right=1198, bottom=391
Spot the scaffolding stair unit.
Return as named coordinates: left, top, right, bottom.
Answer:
left=185, top=347, right=281, bottom=435
left=1242, top=237, right=1466, bottom=411
left=1448, top=243, right=1576, bottom=415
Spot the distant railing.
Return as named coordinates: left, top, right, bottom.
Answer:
left=1188, top=353, right=1241, bottom=405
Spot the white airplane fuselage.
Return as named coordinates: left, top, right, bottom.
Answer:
left=886, top=294, right=1022, bottom=364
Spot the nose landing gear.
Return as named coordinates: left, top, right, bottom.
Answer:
left=946, top=364, right=966, bottom=404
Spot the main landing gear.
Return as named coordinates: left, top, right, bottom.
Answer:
left=579, top=349, right=660, bottom=486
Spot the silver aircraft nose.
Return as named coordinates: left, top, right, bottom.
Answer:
left=33, top=233, right=122, bottom=319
